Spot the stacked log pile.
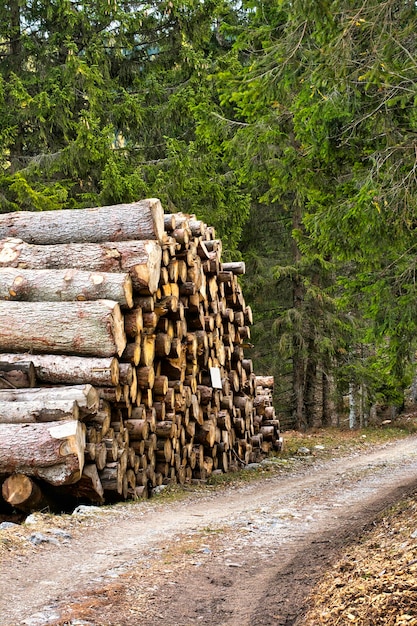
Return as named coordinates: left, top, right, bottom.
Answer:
left=0, top=199, right=281, bottom=512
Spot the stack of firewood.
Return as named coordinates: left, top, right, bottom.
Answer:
left=0, top=199, right=281, bottom=512
left=253, top=376, right=282, bottom=455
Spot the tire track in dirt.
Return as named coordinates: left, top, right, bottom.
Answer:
left=1, top=435, right=417, bottom=625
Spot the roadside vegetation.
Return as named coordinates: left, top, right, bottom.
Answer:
left=303, top=492, right=417, bottom=625
left=2, top=1, right=417, bottom=432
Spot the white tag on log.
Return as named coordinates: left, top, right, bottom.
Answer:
left=209, top=367, right=222, bottom=389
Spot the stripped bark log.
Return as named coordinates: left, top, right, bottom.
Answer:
left=0, top=238, right=162, bottom=294
left=0, top=199, right=165, bottom=244
left=0, top=268, right=134, bottom=308
left=0, top=300, right=126, bottom=357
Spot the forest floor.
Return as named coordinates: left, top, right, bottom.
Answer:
left=1, top=424, right=417, bottom=626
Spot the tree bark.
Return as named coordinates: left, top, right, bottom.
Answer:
left=0, top=238, right=162, bottom=294
left=0, top=198, right=165, bottom=244
left=0, top=300, right=126, bottom=357
left=0, top=420, right=85, bottom=485
left=0, top=268, right=133, bottom=308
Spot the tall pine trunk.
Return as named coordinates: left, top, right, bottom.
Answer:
left=322, top=370, right=334, bottom=426
left=304, top=346, right=317, bottom=428
left=291, top=202, right=306, bottom=430
left=8, top=0, right=23, bottom=173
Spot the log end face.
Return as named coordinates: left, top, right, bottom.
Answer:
left=2, top=473, right=34, bottom=505
left=108, top=302, right=127, bottom=357
left=146, top=198, right=165, bottom=243
left=123, top=275, right=134, bottom=309
left=51, top=420, right=86, bottom=484
left=140, top=241, right=162, bottom=295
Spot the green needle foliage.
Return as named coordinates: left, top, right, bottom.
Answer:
left=2, top=0, right=417, bottom=428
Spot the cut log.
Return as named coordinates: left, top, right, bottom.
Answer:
left=125, top=419, right=149, bottom=440
left=0, top=238, right=162, bottom=294
left=0, top=198, right=165, bottom=244
left=154, top=421, right=176, bottom=438
left=99, top=463, right=125, bottom=495
left=0, top=420, right=85, bottom=485
left=0, top=361, right=36, bottom=389
left=0, top=355, right=119, bottom=387
left=118, top=363, right=134, bottom=386
left=0, top=268, right=134, bottom=308
left=153, top=375, right=169, bottom=397
left=0, top=399, right=79, bottom=423
left=1, top=474, right=52, bottom=512
left=255, top=376, right=274, bottom=390
left=136, top=366, right=155, bottom=389
left=0, top=384, right=99, bottom=414
left=221, top=261, right=245, bottom=275
left=124, top=308, right=143, bottom=338
left=96, top=386, right=122, bottom=403
left=64, top=464, right=104, bottom=503
left=121, top=338, right=142, bottom=366
left=154, top=333, right=172, bottom=358
left=0, top=300, right=126, bottom=357
left=140, top=334, right=156, bottom=367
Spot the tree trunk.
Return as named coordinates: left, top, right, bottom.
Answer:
left=304, top=350, right=317, bottom=428
left=349, top=382, right=357, bottom=429
left=0, top=300, right=126, bottom=357
left=291, top=201, right=306, bottom=430
left=0, top=420, right=85, bottom=485
left=0, top=198, right=164, bottom=244
left=0, top=238, right=162, bottom=294
left=0, top=268, right=133, bottom=308
left=322, top=371, right=334, bottom=427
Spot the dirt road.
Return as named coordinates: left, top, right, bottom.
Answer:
left=1, top=435, right=417, bottom=626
